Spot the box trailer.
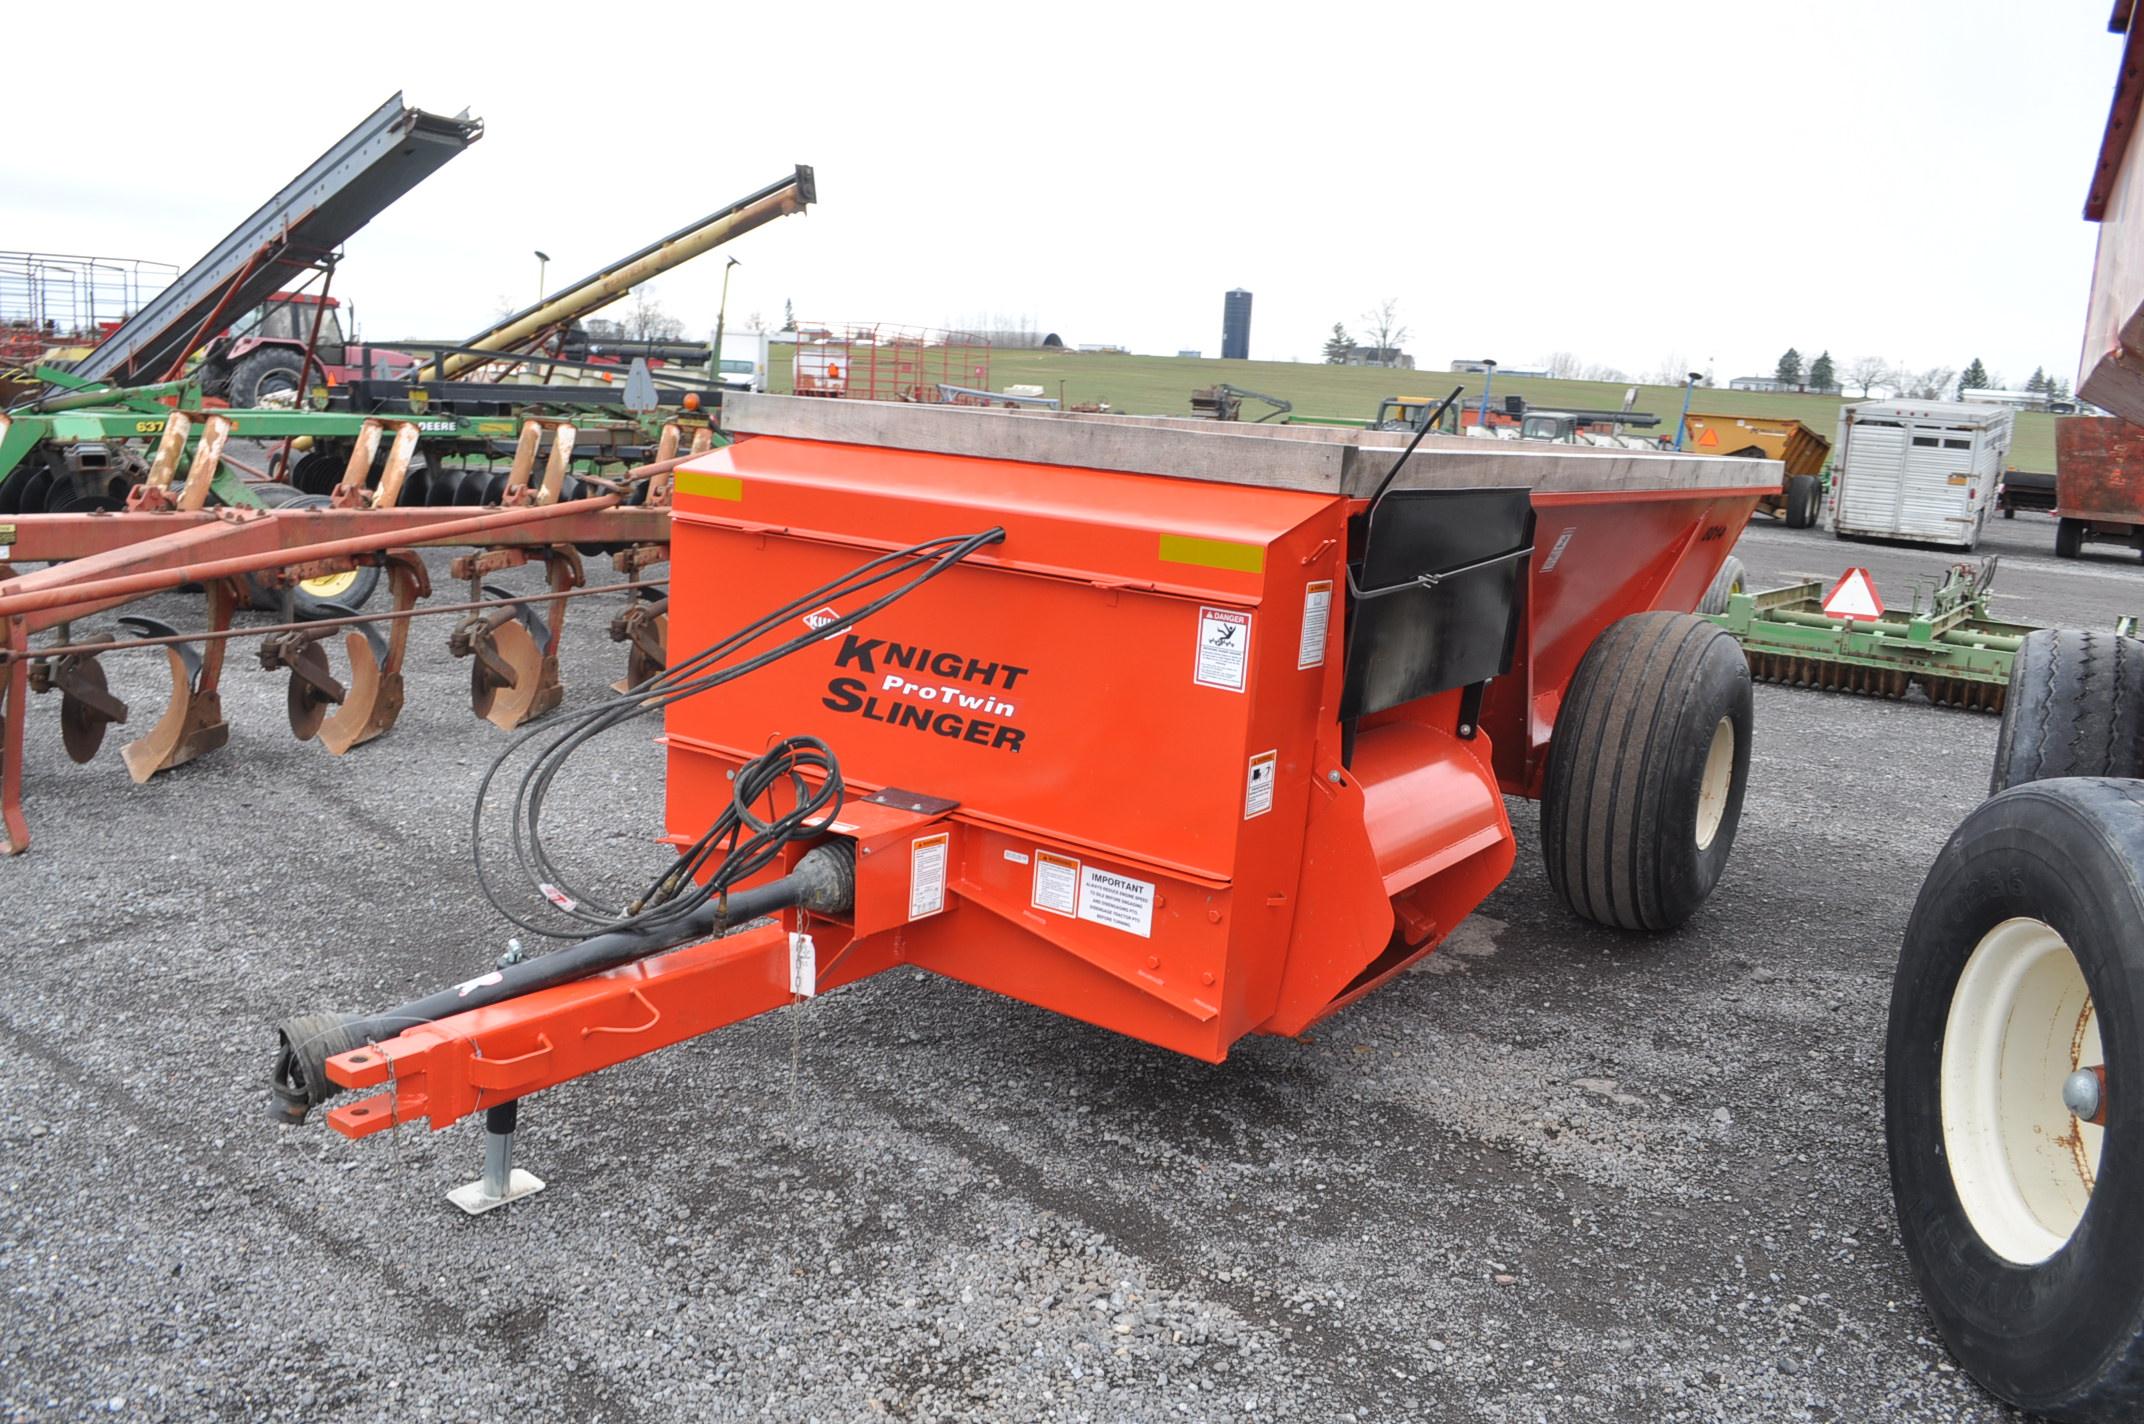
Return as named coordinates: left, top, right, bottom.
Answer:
left=1828, top=400, right=2012, bottom=549
left=2052, top=413, right=2144, bottom=558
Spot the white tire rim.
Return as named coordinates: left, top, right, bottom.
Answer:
left=1940, top=917, right=2103, bottom=1264
left=1695, top=717, right=1735, bottom=850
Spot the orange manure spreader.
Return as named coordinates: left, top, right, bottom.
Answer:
left=271, top=392, right=1778, bottom=1211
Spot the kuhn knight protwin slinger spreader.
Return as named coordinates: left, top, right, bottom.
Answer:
left=271, top=393, right=1776, bottom=1213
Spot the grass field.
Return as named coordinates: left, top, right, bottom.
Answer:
left=767, top=346, right=2057, bottom=474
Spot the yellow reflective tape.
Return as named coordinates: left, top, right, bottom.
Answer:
left=1158, top=533, right=1265, bottom=574
left=676, top=471, right=744, bottom=501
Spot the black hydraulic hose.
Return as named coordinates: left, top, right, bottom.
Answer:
left=269, top=842, right=854, bottom=1125
left=378, top=875, right=793, bottom=1030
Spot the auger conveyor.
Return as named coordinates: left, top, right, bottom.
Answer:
left=62, top=94, right=481, bottom=391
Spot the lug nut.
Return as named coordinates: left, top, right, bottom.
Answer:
left=2064, top=1067, right=2105, bottom=1122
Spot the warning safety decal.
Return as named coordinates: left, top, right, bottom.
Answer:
left=1297, top=581, right=1332, bottom=670
left=1194, top=607, right=1251, bottom=692
left=909, top=833, right=949, bottom=920
left=1032, top=849, right=1081, bottom=916
left=1244, top=750, right=1277, bottom=819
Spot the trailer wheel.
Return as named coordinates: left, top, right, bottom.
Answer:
left=1785, top=474, right=1820, bottom=528
left=227, top=349, right=306, bottom=409
left=1697, top=555, right=1746, bottom=616
left=1541, top=611, right=1752, bottom=931
left=1990, top=629, right=2144, bottom=795
left=2057, top=517, right=2085, bottom=559
left=1887, top=778, right=2144, bottom=1421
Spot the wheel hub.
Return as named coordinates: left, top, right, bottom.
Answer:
left=1940, top=917, right=2104, bottom=1264
left=1695, top=716, right=1735, bottom=850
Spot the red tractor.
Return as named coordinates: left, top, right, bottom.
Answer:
left=195, top=293, right=418, bottom=406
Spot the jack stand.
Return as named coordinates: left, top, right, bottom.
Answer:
left=448, top=1100, right=545, bottom=1215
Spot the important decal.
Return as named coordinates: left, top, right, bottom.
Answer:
left=1245, top=750, right=1277, bottom=819
left=1195, top=607, right=1251, bottom=692
left=820, top=633, right=1031, bottom=754
left=1078, top=866, right=1156, bottom=938
left=909, top=833, right=949, bottom=920
left=1297, top=581, right=1332, bottom=670
left=1032, top=850, right=1081, bottom=916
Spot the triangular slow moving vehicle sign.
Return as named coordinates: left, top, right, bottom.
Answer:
left=1821, top=567, right=1885, bottom=621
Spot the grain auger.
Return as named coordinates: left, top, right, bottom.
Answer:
left=0, top=435, right=689, bottom=854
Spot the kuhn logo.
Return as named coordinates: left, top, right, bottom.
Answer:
left=801, top=606, right=841, bottom=638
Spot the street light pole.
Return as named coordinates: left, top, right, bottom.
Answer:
left=533, top=250, right=550, bottom=305
left=712, top=256, right=741, bottom=387
left=1478, top=359, right=1498, bottom=429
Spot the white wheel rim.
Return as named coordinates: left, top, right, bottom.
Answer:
left=1940, top=918, right=2102, bottom=1264
left=1695, top=717, right=1734, bottom=850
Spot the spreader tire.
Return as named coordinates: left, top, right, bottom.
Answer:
left=1989, top=629, right=2144, bottom=795
left=1541, top=611, right=1752, bottom=931
left=1887, top=778, right=2144, bottom=1422
left=1697, top=555, right=1746, bottom=616
left=1785, top=474, right=1820, bottom=528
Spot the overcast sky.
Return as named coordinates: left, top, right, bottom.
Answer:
left=6, top=1, right=2124, bottom=389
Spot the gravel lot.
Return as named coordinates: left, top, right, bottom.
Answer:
left=1, top=507, right=2133, bottom=1422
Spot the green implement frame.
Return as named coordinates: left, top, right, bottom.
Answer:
left=1703, top=559, right=2119, bottom=714
left=1, top=365, right=712, bottom=517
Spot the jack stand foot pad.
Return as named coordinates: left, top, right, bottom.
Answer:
left=448, top=1167, right=545, bottom=1215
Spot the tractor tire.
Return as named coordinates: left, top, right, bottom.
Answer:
left=241, top=483, right=380, bottom=618
left=2057, top=517, right=2086, bottom=559
left=1541, top=611, right=1753, bottom=931
left=1698, top=554, right=1746, bottom=616
left=1784, top=474, right=1821, bottom=529
left=1990, top=629, right=2144, bottom=795
left=227, top=348, right=306, bottom=409
left=1887, top=777, right=2144, bottom=1422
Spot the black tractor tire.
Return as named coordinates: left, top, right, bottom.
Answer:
left=226, top=348, right=306, bottom=409
left=2057, top=517, right=2086, bottom=559
left=1698, top=554, right=1747, bottom=616
left=1784, top=474, right=1821, bottom=529
left=240, top=483, right=379, bottom=618
left=1887, top=778, right=2144, bottom=1422
left=1990, top=629, right=2144, bottom=795
left=1541, top=611, right=1753, bottom=931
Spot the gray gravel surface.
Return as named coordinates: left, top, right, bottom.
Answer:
left=0, top=510, right=2128, bottom=1421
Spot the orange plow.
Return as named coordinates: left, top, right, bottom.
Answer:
left=0, top=448, right=690, bottom=854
